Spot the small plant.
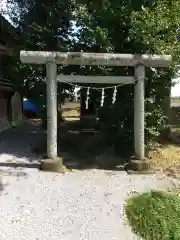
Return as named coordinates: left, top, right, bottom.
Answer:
left=125, top=191, right=180, bottom=240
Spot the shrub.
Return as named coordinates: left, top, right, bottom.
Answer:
left=125, top=191, right=180, bottom=240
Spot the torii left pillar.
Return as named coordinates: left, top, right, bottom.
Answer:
left=46, top=62, right=57, bottom=159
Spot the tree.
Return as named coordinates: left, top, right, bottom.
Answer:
left=73, top=0, right=180, bottom=154
left=5, top=0, right=180, bottom=157
left=130, top=0, right=180, bottom=139
left=6, top=0, right=75, bottom=109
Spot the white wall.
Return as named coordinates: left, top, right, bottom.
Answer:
left=11, top=92, right=23, bottom=124
left=171, top=78, right=180, bottom=97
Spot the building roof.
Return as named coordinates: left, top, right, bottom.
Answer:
left=0, top=76, right=14, bottom=91
left=0, top=14, right=20, bottom=40
left=0, top=14, right=23, bottom=55
left=0, top=14, right=22, bottom=91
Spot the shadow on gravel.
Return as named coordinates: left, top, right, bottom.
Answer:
left=0, top=168, right=28, bottom=177
left=0, top=168, right=29, bottom=195
left=0, top=162, right=40, bottom=169
left=0, top=120, right=44, bottom=169
left=0, top=178, right=7, bottom=193
left=34, top=122, right=130, bottom=171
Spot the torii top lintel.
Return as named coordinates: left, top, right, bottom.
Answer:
left=20, top=51, right=172, bottom=68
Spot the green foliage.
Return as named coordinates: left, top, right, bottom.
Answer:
left=7, top=0, right=74, bottom=50
left=145, top=100, right=168, bottom=139
left=97, top=85, right=134, bottom=156
left=130, top=0, right=180, bottom=58
left=125, top=191, right=180, bottom=240
left=74, top=0, right=180, bottom=153
left=7, top=0, right=75, bottom=106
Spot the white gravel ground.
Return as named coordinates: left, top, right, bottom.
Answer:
left=0, top=121, right=175, bottom=239
left=0, top=167, right=172, bottom=240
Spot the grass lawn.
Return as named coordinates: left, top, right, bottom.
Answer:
left=125, top=191, right=180, bottom=240
left=148, top=125, right=180, bottom=177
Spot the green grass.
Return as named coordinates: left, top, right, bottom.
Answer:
left=125, top=191, right=180, bottom=240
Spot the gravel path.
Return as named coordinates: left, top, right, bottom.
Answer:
left=0, top=120, right=175, bottom=240
left=0, top=167, right=173, bottom=240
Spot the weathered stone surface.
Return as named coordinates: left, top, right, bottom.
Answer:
left=40, top=157, right=66, bottom=173
left=20, top=51, right=172, bottom=67
left=127, top=158, right=154, bottom=173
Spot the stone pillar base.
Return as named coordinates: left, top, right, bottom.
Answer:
left=126, top=158, right=155, bottom=174
left=40, top=157, right=67, bottom=173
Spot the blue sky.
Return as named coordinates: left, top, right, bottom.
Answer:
left=1, top=0, right=11, bottom=22
left=1, top=0, right=180, bottom=97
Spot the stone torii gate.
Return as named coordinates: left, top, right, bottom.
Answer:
left=20, top=51, right=172, bottom=167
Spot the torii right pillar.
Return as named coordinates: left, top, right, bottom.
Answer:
left=130, top=63, right=151, bottom=172
left=134, top=64, right=145, bottom=160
